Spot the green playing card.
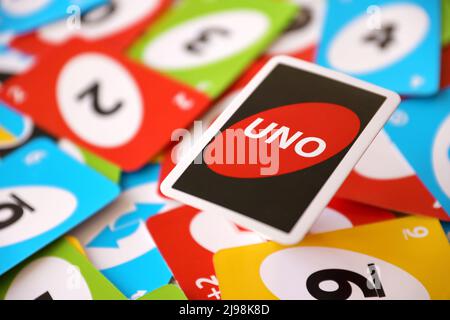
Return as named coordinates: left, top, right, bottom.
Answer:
left=129, top=0, right=296, bottom=98
left=0, top=238, right=126, bottom=300
left=443, top=0, right=450, bottom=46
left=137, top=285, right=187, bottom=300
left=80, top=148, right=121, bottom=183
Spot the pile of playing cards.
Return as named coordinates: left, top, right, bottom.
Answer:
left=0, top=0, right=449, bottom=301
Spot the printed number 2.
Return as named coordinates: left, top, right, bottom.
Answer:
left=195, top=275, right=221, bottom=300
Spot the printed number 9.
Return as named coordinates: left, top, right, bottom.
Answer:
left=403, top=226, right=428, bottom=240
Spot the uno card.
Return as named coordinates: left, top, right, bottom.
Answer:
left=0, top=40, right=210, bottom=171
left=317, top=0, right=441, bottom=96
left=129, top=0, right=297, bottom=98
left=443, top=0, right=450, bottom=46
left=0, top=102, right=121, bottom=182
left=337, top=129, right=449, bottom=220
left=0, top=137, right=119, bottom=276
left=72, top=164, right=180, bottom=299
left=147, top=198, right=394, bottom=300
left=0, top=238, right=126, bottom=300
left=137, top=285, right=187, bottom=300
left=11, top=0, right=171, bottom=56
left=161, top=56, right=400, bottom=245
left=385, top=88, right=450, bottom=219
left=214, top=216, right=450, bottom=300
left=0, top=0, right=106, bottom=35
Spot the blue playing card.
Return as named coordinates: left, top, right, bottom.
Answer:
left=0, top=0, right=107, bottom=35
left=441, top=221, right=450, bottom=243
left=73, top=163, right=180, bottom=299
left=0, top=137, right=119, bottom=275
left=317, top=0, right=441, bottom=96
left=385, top=87, right=450, bottom=218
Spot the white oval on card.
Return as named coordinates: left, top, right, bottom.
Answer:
left=57, top=53, right=144, bottom=148
left=327, top=4, right=429, bottom=74
left=38, top=0, right=160, bottom=44
left=260, top=246, right=430, bottom=300
left=143, top=10, right=270, bottom=70
left=5, top=257, right=92, bottom=300
left=0, top=186, right=77, bottom=247
left=189, top=211, right=264, bottom=253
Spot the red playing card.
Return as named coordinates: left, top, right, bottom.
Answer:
left=337, top=130, right=449, bottom=220
left=146, top=199, right=394, bottom=300
left=0, top=40, right=210, bottom=171
left=11, top=0, right=171, bottom=56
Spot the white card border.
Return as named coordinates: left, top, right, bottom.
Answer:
left=161, top=55, right=401, bottom=245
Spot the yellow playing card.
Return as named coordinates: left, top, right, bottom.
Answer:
left=214, top=216, right=450, bottom=300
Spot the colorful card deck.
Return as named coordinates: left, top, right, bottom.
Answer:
left=137, top=285, right=187, bottom=301
left=0, top=102, right=121, bottom=182
left=0, top=40, right=210, bottom=171
left=0, top=0, right=106, bottom=35
left=385, top=88, right=450, bottom=219
left=11, top=0, right=170, bottom=56
left=161, top=56, right=400, bottom=245
left=129, top=0, right=297, bottom=98
left=72, top=164, right=180, bottom=299
left=147, top=199, right=393, bottom=300
left=0, top=137, right=119, bottom=275
left=317, top=0, right=441, bottom=96
left=338, top=129, right=448, bottom=220
left=214, top=217, right=450, bottom=300
left=0, top=238, right=126, bottom=300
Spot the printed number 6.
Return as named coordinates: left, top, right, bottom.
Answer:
left=306, top=269, right=380, bottom=300
left=403, top=226, right=428, bottom=240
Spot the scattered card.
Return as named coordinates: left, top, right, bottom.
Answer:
left=0, top=48, right=33, bottom=83
left=443, top=0, right=450, bottom=46
left=0, top=40, right=210, bottom=171
left=338, top=129, right=449, bottom=220
left=161, top=56, right=400, bottom=245
left=11, top=0, right=170, bottom=56
left=129, top=0, right=297, bottom=98
left=385, top=88, right=450, bottom=219
left=317, top=0, right=441, bottom=96
left=0, top=137, right=119, bottom=276
left=0, top=238, right=126, bottom=300
left=147, top=198, right=393, bottom=299
left=72, top=164, right=180, bottom=299
left=214, top=216, right=450, bottom=300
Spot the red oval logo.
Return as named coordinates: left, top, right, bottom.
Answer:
left=204, top=103, right=361, bottom=178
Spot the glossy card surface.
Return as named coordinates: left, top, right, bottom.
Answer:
left=0, top=238, right=126, bottom=300
left=129, top=0, right=297, bottom=98
left=214, top=217, right=450, bottom=300
left=0, top=138, right=119, bottom=275
left=73, top=164, right=180, bottom=299
left=385, top=88, right=450, bottom=219
left=317, top=0, right=441, bottom=96
left=0, top=40, right=210, bottom=171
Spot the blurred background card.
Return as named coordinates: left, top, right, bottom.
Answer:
left=317, top=0, right=441, bottom=96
